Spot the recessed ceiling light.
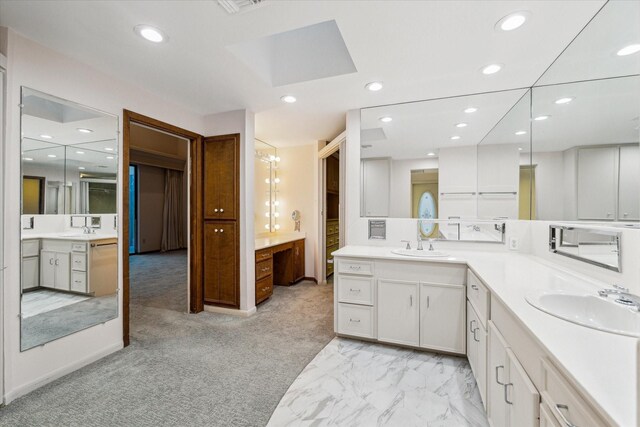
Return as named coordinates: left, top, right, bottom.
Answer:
left=617, top=44, right=640, bottom=57
left=134, top=25, right=166, bottom=43
left=40, top=134, right=53, bottom=139
left=78, top=167, right=86, bottom=170
left=365, top=81, right=383, bottom=91
left=379, top=116, right=393, bottom=123
left=105, top=147, right=114, bottom=151
left=23, top=157, right=33, bottom=161
left=450, top=135, right=461, bottom=140
left=496, top=11, right=530, bottom=32
left=281, top=95, right=297, bottom=103
left=47, top=154, right=57, bottom=158
left=76, top=151, right=85, bottom=155
left=427, top=152, right=436, bottom=157
left=555, top=97, right=573, bottom=105
left=77, top=128, right=93, bottom=134
left=455, top=123, right=468, bottom=128
left=481, top=64, right=503, bottom=75
left=464, top=107, right=478, bottom=113
left=534, top=115, right=550, bottom=121
left=106, top=156, right=114, bottom=160
left=518, top=147, right=523, bottom=151
left=515, top=130, right=527, bottom=135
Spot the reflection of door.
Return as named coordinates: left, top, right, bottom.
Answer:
left=128, top=165, right=137, bottom=254
left=22, top=176, right=45, bottom=214
left=519, top=166, right=536, bottom=220
left=412, top=183, right=439, bottom=238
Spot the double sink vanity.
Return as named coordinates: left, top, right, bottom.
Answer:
left=332, top=242, right=638, bottom=427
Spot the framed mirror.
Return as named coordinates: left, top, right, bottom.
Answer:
left=20, top=87, right=119, bottom=351
left=255, top=139, right=280, bottom=233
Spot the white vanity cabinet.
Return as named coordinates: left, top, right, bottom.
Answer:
left=467, top=300, right=487, bottom=407
left=335, top=257, right=466, bottom=354
left=618, top=144, right=639, bottom=221
left=40, top=249, right=70, bottom=290
left=21, top=239, right=40, bottom=291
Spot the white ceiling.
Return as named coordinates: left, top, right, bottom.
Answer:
left=0, top=0, right=606, bottom=146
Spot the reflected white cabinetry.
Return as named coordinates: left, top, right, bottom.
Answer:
left=618, top=145, right=639, bottom=221
left=361, top=158, right=390, bottom=217
left=335, top=257, right=466, bottom=354
left=21, top=239, right=40, bottom=291
left=577, top=147, right=617, bottom=220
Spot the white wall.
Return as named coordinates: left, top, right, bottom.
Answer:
left=389, top=158, right=438, bottom=218
left=201, top=109, right=256, bottom=313
left=276, top=144, right=319, bottom=279
left=137, top=165, right=165, bottom=253
left=2, top=28, right=206, bottom=403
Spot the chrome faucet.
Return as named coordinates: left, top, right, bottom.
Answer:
left=401, top=240, right=411, bottom=250
left=417, top=236, right=424, bottom=251
left=82, top=226, right=94, bottom=235
left=428, top=239, right=435, bottom=251
left=598, top=285, right=640, bottom=311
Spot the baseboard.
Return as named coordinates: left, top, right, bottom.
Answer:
left=303, top=276, right=318, bottom=284
left=203, top=305, right=257, bottom=317
left=3, top=341, right=123, bottom=405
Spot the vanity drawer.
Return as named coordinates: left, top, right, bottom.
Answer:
left=256, top=259, right=272, bottom=280
left=71, top=253, right=87, bottom=271
left=71, top=271, right=87, bottom=293
left=337, top=275, right=374, bottom=305
left=327, top=235, right=339, bottom=247
left=72, top=242, right=87, bottom=252
left=540, top=358, right=608, bottom=427
left=22, top=240, right=40, bottom=257
left=337, top=258, right=373, bottom=276
left=255, top=248, right=272, bottom=262
left=467, top=269, right=490, bottom=327
left=255, top=275, right=273, bottom=304
left=337, top=303, right=374, bottom=338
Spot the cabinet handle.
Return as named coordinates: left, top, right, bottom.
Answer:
left=555, top=404, right=578, bottom=427
left=473, top=328, right=480, bottom=342
left=349, top=288, right=361, bottom=293
left=349, top=265, right=361, bottom=271
left=503, top=383, right=513, bottom=405
left=495, top=365, right=505, bottom=385
left=49, top=258, right=54, bottom=265
left=55, top=259, right=59, bottom=266
left=426, top=296, right=430, bottom=308
left=471, top=284, right=478, bottom=290
left=410, top=295, right=413, bottom=306
left=469, top=319, right=476, bottom=332
left=349, top=318, right=360, bottom=323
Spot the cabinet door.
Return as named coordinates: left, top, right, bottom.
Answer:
left=22, top=257, right=39, bottom=290
left=377, top=279, right=419, bottom=346
left=217, top=222, right=239, bottom=307
left=578, top=147, right=617, bottom=220
left=203, top=223, right=221, bottom=304
left=293, top=239, right=305, bottom=282
left=361, top=159, right=390, bottom=217
left=487, top=321, right=509, bottom=427
left=40, top=250, right=56, bottom=288
left=618, top=145, right=639, bottom=221
left=419, top=283, right=465, bottom=353
left=506, top=348, right=540, bottom=427
left=54, top=252, right=71, bottom=291
left=204, top=135, right=238, bottom=220
left=467, top=301, right=487, bottom=408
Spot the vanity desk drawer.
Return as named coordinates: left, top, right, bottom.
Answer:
left=256, top=260, right=272, bottom=280
left=467, top=269, right=490, bottom=327
left=337, top=303, right=374, bottom=338
left=337, top=259, right=373, bottom=276
left=256, top=248, right=272, bottom=262
left=71, top=253, right=87, bottom=271
left=72, top=242, right=87, bottom=252
left=71, top=271, right=87, bottom=293
left=337, top=275, right=374, bottom=306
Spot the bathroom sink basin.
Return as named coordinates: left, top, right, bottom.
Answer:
left=526, top=290, right=640, bottom=337
left=391, top=248, right=449, bottom=258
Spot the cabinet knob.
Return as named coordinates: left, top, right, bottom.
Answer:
left=214, top=229, right=219, bottom=233
left=220, top=208, right=224, bottom=213
left=220, top=229, right=224, bottom=233
left=214, top=209, right=219, bottom=213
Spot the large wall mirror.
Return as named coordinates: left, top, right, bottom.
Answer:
left=20, top=87, right=119, bottom=351
left=255, top=139, right=280, bottom=233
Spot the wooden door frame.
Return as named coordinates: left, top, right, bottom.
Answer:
left=122, top=110, right=203, bottom=346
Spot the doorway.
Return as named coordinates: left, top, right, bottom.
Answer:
left=122, top=111, right=203, bottom=346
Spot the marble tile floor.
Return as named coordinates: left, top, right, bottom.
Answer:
left=21, top=289, right=89, bottom=318
left=268, top=337, right=488, bottom=427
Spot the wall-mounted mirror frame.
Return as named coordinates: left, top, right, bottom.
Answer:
left=549, top=224, right=621, bottom=272
left=255, top=139, right=280, bottom=233
left=20, top=87, right=119, bottom=351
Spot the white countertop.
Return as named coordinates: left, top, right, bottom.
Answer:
left=333, top=245, right=638, bottom=426
left=22, top=233, right=118, bottom=242
left=255, top=232, right=306, bottom=251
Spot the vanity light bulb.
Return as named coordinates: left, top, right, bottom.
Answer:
left=275, top=157, right=281, bottom=162
left=265, top=178, right=270, bottom=184
left=269, top=155, right=276, bottom=161
left=274, top=178, right=281, bottom=184
left=274, top=201, right=280, bottom=206
left=274, top=224, right=281, bottom=230
left=79, top=166, right=86, bottom=170
left=265, top=212, right=270, bottom=217
left=265, top=224, right=270, bottom=230
left=515, top=130, right=527, bottom=135
left=265, top=201, right=270, bottom=207
left=274, top=212, right=280, bottom=218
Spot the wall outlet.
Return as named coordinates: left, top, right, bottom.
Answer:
left=509, top=236, right=519, bottom=251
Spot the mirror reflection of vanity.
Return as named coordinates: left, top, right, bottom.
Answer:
left=20, top=88, right=119, bottom=351
left=359, top=0, right=639, bottom=243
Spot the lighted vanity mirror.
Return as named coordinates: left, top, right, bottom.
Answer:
left=20, top=87, right=119, bottom=351
left=530, top=0, right=639, bottom=224
left=360, top=88, right=528, bottom=222
left=549, top=225, right=621, bottom=272
left=255, top=139, right=280, bottom=233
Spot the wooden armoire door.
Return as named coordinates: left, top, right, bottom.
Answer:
left=203, top=134, right=240, bottom=308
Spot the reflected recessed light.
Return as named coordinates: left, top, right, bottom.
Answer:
left=76, top=151, right=85, bottom=155
left=281, top=95, right=297, bottom=103
left=379, top=116, right=393, bottom=123
left=427, top=152, right=436, bottom=157
left=455, top=123, right=468, bottom=128
left=134, top=25, right=166, bottom=43
left=106, top=156, right=114, bottom=160
left=23, top=157, right=33, bottom=161
left=77, top=128, right=93, bottom=134
left=617, top=44, right=640, bottom=56
left=40, top=134, right=53, bottom=139
left=464, top=107, right=477, bottom=113
left=481, top=64, right=503, bottom=75
left=534, top=115, right=550, bottom=121
left=365, top=81, right=383, bottom=91
left=555, top=97, right=573, bottom=104
left=105, top=147, right=114, bottom=151
left=515, top=130, right=527, bottom=135
left=518, top=147, right=523, bottom=151
left=78, top=167, right=86, bottom=170
left=47, top=154, right=57, bottom=158
left=496, top=12, right=530, bottom=32
left=450, top=135, right=461, bottom=140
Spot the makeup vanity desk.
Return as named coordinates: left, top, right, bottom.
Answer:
left=254, top=233, right=306, bottom=305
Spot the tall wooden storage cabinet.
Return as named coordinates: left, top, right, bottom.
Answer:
left=203, top=134, right=240, bottom=308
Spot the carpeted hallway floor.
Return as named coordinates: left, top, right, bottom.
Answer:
left=0, top=256, right=334, bottom=426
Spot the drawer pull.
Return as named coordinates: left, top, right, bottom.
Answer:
left=349, top=288, right=361, bottom=293
left=75, top=280, right=82, bottom=284
left=472, top=327, right=480, bottom=342
left=503, top=383, right=513, bottom=405
left=426, top=295, right=430, bottom=308
left=410, top=295, right=413, bottom=306
left=349, top=318, right=360, bottom=323
left=349, top=265, right=361, bottom=271
left=261, top=268, right=269, bottom=272
left=495, top=365, right=505, bottom=385
left=555, top=404, right=578, bottom=427
left=469, top=319, right=476, bottom=332
left=471, top=284, right=478, bottom=290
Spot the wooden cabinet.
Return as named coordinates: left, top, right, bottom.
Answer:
left=326, top=155, right=339, bottom=194
left=204, top=222, right=238, bottom=307
left=203, top=134, right=240, bottom=308
left=326, top=219, right=339, bottom=276
left=254, top=238, right=305, bottom=306
left=293, top=239, right=305, bottom=283
left=255, top=248, right=273, bottom=305
left=420, top=282, right=465, bottom=354
left=377, top=279, right=420, bottom=347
